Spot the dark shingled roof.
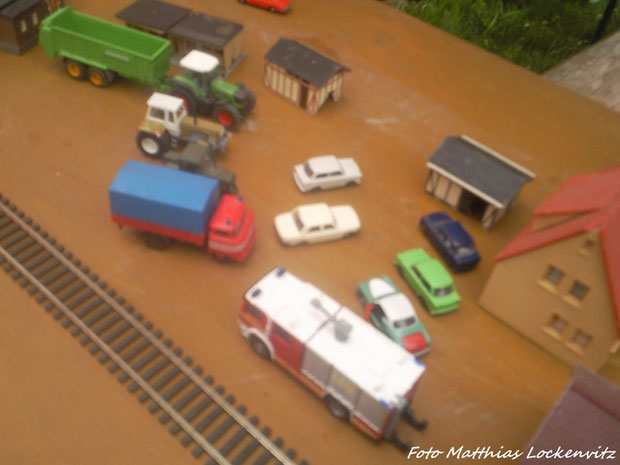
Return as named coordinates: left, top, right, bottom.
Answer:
left=427, top=136, right=534, bottom=207
left=169, top=12, right=242, bottom=49
left=265, top=38, right=350, bottom=88
left=115, top=0, right=190, bottom=32
left=521, top=367, right=620, bottom=464
left=1, top=0, right=42, bottom=19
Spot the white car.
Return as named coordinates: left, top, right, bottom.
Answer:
left=293, top=155, right=362, bottom=192
left=274, top=203, right=360, bottom=245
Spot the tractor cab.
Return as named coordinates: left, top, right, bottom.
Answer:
left=178, top=50, right=220, bottom=95
left=145, top=93, right=187, bottom=138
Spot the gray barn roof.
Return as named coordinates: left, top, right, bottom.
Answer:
left=115, top=0, right=190, bottom=32
left=427, top=136, right=535, bottom=208
left=169, top=12, right=242, bottom=49
left=265, top=38, right=350, bottom=88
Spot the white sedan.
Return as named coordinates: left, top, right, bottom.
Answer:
left=293, top=155, right=362, bottom=192
left=274, top=203, right=360, bottom=245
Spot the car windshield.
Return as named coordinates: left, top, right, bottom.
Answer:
left=304, top=163, right=314, bottom=178
left=434, top=285, right=454, bottom=297
left=293, top=211, right=304, bottom=231
left=393, top=316, right=416, bottom=328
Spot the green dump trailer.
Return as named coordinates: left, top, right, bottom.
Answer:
left=39, top=6, right=170, bottom=89
left=39, top=7, right=255, bottom=131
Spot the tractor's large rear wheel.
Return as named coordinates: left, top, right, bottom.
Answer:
left=171, top=87, right=197, bottom=116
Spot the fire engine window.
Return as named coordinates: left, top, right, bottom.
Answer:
left=273, top=325, right=291, bottom=342
left=244, top=304, right=264, bottom=323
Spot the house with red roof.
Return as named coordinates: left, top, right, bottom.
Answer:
left=479, top=166, right=620, bottom=370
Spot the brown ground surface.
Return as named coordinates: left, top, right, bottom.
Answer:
left=1, top=1, right=619, bottom=464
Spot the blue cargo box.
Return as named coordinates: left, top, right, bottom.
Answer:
left=109, top=160, right=220, bottom=236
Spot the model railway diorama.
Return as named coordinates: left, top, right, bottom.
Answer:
left=1, top=0, right=619, bottom=464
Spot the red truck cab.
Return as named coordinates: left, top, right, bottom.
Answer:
left=208, top=194, right=256, bottom=261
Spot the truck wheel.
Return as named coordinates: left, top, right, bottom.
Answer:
left=66, top=60, right=86, bottom=80
left=325, top=396, right=350, bottom=421
left=250, top=336, right=271, bottom=360
left=213, top=105, right=241, bottom=131
left=171, top=88, right=197, bottom=116
left=87, top=67, right=111, bottom=87
left=136, top=131, right=170, bottom=158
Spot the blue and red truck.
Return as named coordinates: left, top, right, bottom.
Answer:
left=109, top=160, right=255, bottom=261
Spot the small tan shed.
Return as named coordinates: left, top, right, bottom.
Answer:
left=264, top=38, right=350, bottom=115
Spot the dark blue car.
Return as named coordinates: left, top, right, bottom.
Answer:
left=419, top=212, right=480, bottom=272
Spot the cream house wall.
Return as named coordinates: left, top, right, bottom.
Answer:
left=479, top=230, right=618, bottom=370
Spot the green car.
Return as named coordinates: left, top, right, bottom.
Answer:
left=357, top=276, right=431, bottom=356
left=394, top=248, right=461, bottom=315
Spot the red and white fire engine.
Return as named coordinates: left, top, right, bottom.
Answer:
left=238, top=267, right=427, bottom=448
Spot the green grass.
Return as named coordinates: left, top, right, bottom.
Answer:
left=395, top=0, right=620, bottom=73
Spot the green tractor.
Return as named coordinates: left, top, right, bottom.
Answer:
left=169, top=51, right=256, bottom=131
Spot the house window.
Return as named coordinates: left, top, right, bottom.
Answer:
left=567, top=329, right=591, bottom=354
left=569, top=281, right=589, bottom=301
left=544, top=314, right=567, bottom=339
left=544, top=266, right=564, bottom=286
left=32, top=12, right=39, bottom=26
left=579, top=238, right=595, bottom=257
left=20, top=20, right=27, bottom=33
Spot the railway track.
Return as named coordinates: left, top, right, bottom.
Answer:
left=0, top=194, right=309, bottom=465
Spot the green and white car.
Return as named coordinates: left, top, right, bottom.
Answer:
left=394, top=248, right=461, bottom=315
left=357, top=276, right=431, bottom=356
